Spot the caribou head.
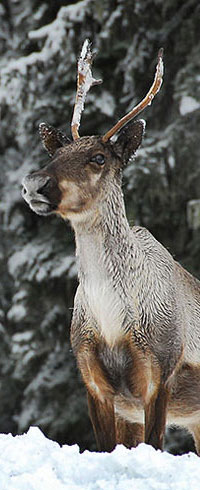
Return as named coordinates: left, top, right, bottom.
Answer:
left=22, top=40, right=163, bottom=224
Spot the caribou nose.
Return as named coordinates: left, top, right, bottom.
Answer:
left=22, top=172, right=61, bottom=215
left=22, top=174, right=51, bottom=197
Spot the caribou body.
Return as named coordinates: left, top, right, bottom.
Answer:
left=22, top=41, right=200, bottom=453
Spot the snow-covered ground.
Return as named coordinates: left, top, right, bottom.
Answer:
left=0, top=427, right=200, bottom=490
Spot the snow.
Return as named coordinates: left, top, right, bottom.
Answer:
left=71, top=39, right=102, bottom=136
left=12, top=331, right=34, bottom=343
left=8, top=242, right=75, bottom=283
left=7, top=304, right=27, bottom=322
left=94, top=91, right=116, bottom=116
left=0, top=427, right=199, bottom=490
left=0, top=0, right=90, bottom=79
left=179, top=96, right=200, bottom=116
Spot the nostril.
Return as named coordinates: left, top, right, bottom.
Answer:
left=21, top=174, right=52, bottom=199
left=37, top=178, right=51, bottom=196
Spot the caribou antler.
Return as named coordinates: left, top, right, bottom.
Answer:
left=102, top=48, right=164, bottom=142
left=71, top=39, right=102, bottom=140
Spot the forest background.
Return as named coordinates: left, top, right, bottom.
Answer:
left=0, top=0, right=200, bottom=453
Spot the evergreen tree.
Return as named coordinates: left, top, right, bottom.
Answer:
left=0, top=0, right=199, bottom=451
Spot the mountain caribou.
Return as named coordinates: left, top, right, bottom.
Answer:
left=22, top=40, right=200, bottom=453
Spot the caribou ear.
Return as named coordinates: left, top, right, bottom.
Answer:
left=113, top=119, right=145, bottom=166
left=39, top=123, right=71, bottom=157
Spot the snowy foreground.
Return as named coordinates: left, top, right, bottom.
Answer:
left=0, top=427, right=200, bottom=490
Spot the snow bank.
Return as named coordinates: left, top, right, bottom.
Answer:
left=0, top=427, right=199, bottom=490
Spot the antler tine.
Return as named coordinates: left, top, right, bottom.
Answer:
left=102, top=48, right=164, bottom=143
left=71, top=39, right=102, bottom=140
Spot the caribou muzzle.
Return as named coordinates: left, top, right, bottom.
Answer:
left=22, top=173, right=61, bottom=215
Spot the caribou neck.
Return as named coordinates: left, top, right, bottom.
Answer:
left=72, top=181, right=139, bottom=295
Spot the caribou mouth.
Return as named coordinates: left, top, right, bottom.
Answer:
left=29, top=199, right=54, bottom=215
left=22, top=185, right=54, bottom=215
left=22, top=174, right=61, bottom=216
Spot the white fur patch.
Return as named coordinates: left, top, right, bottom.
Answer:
left=77, top=234, right=125, bottom=346
left=114, top=397, right=144, bottom=424
left=84, top=271, right=125, bottom=346
left=167, top=410, right=200, bottom=427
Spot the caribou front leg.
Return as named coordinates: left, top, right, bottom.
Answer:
left=87, top=392, right=116, bottom=452
left=77, top=343, right=116, bottom=452
left=145, top=384, right=168, bottom=450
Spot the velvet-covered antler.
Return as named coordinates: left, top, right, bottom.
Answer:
left=102, top=48, right=164, bottom=142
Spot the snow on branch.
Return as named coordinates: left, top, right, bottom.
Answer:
left=71, top=39, right=102, bottom=140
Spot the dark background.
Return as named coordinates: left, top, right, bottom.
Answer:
left=0, top=0, right=200, bottom=454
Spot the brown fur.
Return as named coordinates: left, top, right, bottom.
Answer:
left=22, top=116, right=200, bottom=454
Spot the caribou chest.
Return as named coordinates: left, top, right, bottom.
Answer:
left=76, top=234, right=127, bottom=346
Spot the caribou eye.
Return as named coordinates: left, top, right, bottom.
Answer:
left=90, top=154, right=105, bottom=165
